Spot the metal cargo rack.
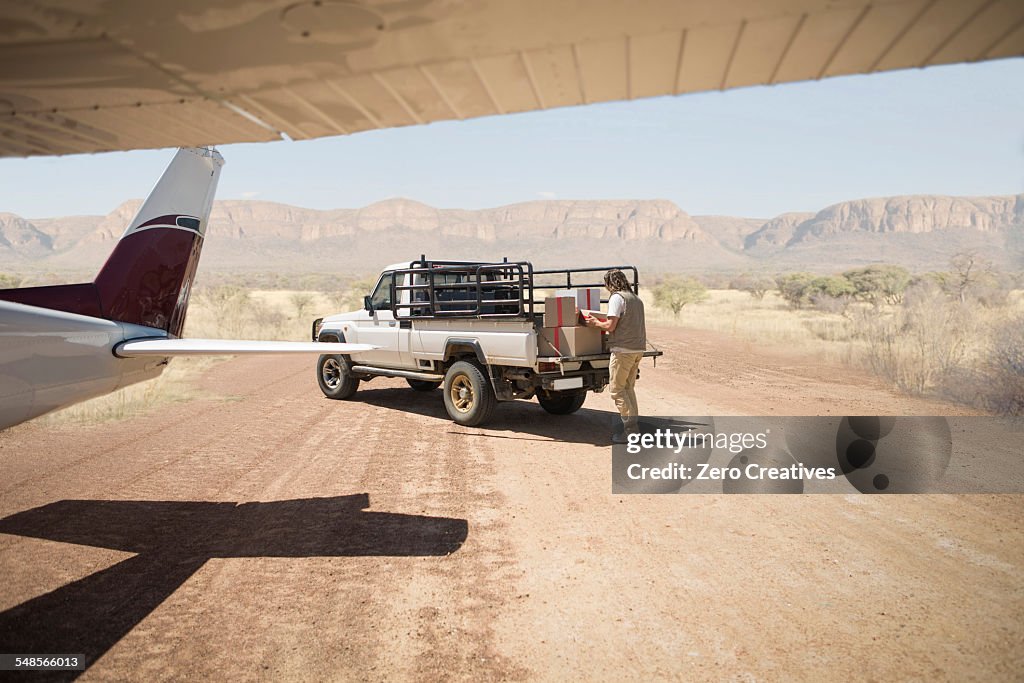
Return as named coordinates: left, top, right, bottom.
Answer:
left=387, top=256, right=640, bottom=321
left=529, top=264, right=639, bottom=309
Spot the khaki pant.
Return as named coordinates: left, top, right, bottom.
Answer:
left=609, top=351, right=643, bottom=433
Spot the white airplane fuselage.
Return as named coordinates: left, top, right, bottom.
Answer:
left=0, top=299, right=167, bottom=428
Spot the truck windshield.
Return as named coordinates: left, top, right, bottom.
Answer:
left=369, top=272, right=393, bottom=310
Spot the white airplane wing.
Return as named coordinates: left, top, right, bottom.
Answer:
left=115, top=338, right=376, bottom=358
left=3, top=1, right=1021, bottom=158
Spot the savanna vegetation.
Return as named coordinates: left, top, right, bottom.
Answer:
left=646, top=251, right=1024, bottom=415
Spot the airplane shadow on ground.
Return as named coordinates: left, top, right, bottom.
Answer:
left=352, top=386, right=618, bottom=447
left=0, top=495, right=467, bottom=681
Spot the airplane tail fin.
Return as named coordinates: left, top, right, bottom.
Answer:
left=93, top=147, right=224, bottom=337
left=0, top=147, right=223, bottom=337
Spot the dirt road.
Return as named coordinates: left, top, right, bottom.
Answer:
left=0, top=326, right=1020, bottom=681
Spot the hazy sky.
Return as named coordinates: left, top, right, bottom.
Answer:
left=1, top=57, right=1022, bottom=220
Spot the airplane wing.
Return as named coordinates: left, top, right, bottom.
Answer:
left=114, top=338, right=376, bottom=358
left=2, top=0, right=1021, bottom=158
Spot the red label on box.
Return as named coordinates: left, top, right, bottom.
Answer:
left=544, top=296, right=577, bottom=328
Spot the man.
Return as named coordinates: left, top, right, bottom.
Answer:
left=583, top=269, right=647, bottom=444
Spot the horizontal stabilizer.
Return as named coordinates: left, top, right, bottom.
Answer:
left=115, top=338, right=376, bottom=358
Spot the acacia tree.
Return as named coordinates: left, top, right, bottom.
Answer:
left=776, top=272, right=816, bottom=308
left=949, top=250, right=993, bottom=304
left=842, top=265, right=911, bottom=305
left=653, top=276, right=708, bottom=317
left=731, top=273, right=776, bottom=300
left=809, top=275, right=856, bottom=299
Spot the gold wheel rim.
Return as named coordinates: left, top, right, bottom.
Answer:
left=450, top=375, right=475, bottom=413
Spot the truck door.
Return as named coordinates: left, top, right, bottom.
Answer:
left=354, top=271, right=414, bottom=368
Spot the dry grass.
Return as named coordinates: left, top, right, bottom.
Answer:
left=640, top=288, right=857, bottom=363
left=186, top=288, right=345, bottom=341
left=41, top=357, right=220, bottom=425
left=643, top=286, right=1024, bottom=412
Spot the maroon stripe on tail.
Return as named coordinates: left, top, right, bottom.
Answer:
left=0, top=282, right=103, bottom=318
left=0, top=227, right=202, bottom=335
left=93, top=228, right=203, bottom=337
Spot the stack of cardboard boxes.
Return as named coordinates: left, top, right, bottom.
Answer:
left=539, top=287, right=604, bottom=357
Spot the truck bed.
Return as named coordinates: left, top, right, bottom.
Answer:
left=410, top=317, right=539, bottom=367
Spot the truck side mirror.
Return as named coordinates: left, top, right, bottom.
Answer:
left=363, top=295, right=373, bottom=311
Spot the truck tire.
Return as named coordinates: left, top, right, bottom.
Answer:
left=538, top=391, right=587, bottom=415
left=443, top=361, right=496, bottom=426
left=407, top=378, right=441, bottom=391
left=317, top=354, right=360, bottom=400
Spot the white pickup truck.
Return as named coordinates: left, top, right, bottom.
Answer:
left=311, top=257, right=661, bottom=426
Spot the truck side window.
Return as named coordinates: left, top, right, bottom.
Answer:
left=369, top=273, right=393, bottom=311
left=412, top=274, right=429, bottom=303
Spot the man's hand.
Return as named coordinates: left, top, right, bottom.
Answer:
left=584, top=314, right=618, bottom=332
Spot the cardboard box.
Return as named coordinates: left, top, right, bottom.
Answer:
left=539, top=326, right=604, bottom=357
left=579, top=310, right=610, bottom=351
left=556, top=288, right=602, bottom=312
left=543, top=295, right=577, bottom=328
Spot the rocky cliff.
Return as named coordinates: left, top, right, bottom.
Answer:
left=744, top=212, right=815, bottom=250
left=2, top=193, right=1021, bottom=275
left=0, top=213, right=52, bottom=259
left=789, top=195, right=1023, bottom=244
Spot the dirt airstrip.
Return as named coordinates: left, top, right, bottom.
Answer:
left=0, top=326, right=1021, bottom=681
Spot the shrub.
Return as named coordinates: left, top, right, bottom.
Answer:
left=810, top=275, right=856, bottom=298
left=731, top=273, right=776, bottom=300
left=289, top=292, right=315, bottom=318
left=652, top=276, right=708, bottom=317
left=250, top=300, right=287, bottom=338
left=918, top=266, right=1012, bottom=308
left=777, top=273, right=854, bottom=310
left=810, top=294, right=851, bottom=316
left=193, top=285, right=253, bottom=338
left=853, top=280, right=973, bottom=394
left=981, top=315, right=1024, bottom=416
left=966, top=270, right=1015, bottom=308
left=842, top=265, right=911, bottom=305
left=776, top=272, right=816, bottom=308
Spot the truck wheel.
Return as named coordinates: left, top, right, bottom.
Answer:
left=317, top=354, right=360, bottom=400
left=538, top=391, right=587, bottom=415
left=407, top=378, right=441, bottom=391
left=443, top=361, right=496, bottom=426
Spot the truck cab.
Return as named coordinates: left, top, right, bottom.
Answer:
left=326, top=262, right=415, bottom=368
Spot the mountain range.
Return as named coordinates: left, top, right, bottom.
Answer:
left=2, top=194, right=1021, bottom=280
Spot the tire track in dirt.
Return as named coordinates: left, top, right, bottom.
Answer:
left=333, top=381, right=528, bottom=680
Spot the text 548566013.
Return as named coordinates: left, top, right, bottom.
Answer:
left=0, top=654, right=85, bottom=670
